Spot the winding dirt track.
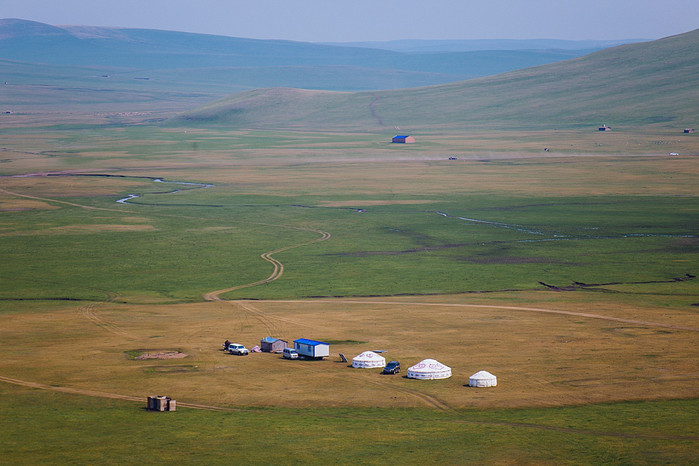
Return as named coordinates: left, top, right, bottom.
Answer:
left=267, top=299, right=699, bottom=332
left=203, top=227, right=331, bottom=301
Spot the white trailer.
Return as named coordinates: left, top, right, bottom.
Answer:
left=293, top=338, right=330, bottom=360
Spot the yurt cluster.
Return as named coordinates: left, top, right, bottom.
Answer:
left=226, top=337, right=497, bottom=388
left=352, top=350, right=497, bottom=388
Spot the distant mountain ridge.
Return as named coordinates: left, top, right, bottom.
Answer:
left=0, top=18, right=635, bottom=92
left=322, top=38, right=645, bottom=53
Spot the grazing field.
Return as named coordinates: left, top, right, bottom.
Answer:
left=0, top=118, right=697, bottom=462
left=1, top=385, right=697, bottom=464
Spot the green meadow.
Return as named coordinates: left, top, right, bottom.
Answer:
left=1, top=124, right=696, bottom=303
left=1, top=386, right=697, bottom=464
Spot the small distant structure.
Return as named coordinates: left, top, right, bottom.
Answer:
left=293, top=338, right=330, bottom=360
left=260, top=336, right=287, bottom=353
left=352, top=351, right=386, bottom=369
left=684, top=128, right=695, bottom=133
left=469, top=370, right=497, bottom=388
left=392, top=135, right=416, bottom=144
left=407, top=359, right=452, bottom=380
left=147, top=396, right=176, bottom=412
left=598, top=124, right=612, bottom=131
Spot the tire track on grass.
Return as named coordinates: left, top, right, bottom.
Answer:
left=79, top=303, right=136, bottom=340
left=236, top=300, right=284, bottom=337
left=365, top=378, right=456, bottom=413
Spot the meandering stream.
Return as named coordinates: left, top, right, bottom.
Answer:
left=116, top=177, right=214, bottom=204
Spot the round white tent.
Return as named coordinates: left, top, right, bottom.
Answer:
left=469, top=370, right=497, bottom=387
left=407, top=359, right=451, bottom=380
left=352, top=351, right=386, bottom=368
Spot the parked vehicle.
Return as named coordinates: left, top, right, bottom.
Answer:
left=382, top=361, right=401, bottom=374
left=282, top=347, right=299, bottom=359
left=228, top=343, right=249, bottom=356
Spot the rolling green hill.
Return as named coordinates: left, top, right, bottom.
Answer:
left=173, top=29, right=699, bottom=131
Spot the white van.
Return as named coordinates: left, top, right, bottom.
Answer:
left=282, top=347, right=299, bottom=359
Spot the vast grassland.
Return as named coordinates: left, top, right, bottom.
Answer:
left=0, top=114, right=697, bottom=463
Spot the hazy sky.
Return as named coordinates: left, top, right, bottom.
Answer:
left=2, top=0, right=698, bottom=42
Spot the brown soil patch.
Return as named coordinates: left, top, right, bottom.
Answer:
left=135, top=351, right=188, bottom=360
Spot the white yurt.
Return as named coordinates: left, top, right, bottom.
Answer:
left=407, top=359, right=451, bottom=380
left=352, top=351, right=386, bottom=368
left=469, top=370, right=497, bottom=387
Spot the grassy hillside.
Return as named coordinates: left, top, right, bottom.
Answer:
left=174, top=29, right=699, bottom=131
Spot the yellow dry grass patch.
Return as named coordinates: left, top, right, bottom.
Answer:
left=0, top=175, right=151, bottom=199
left=318, top=200, right=436, bottom=207
left=171, top=154, right=699, bottom=198
left=0, top=224, right=156, bottom=235
left=1, top=295, right=696, bottom=411
left=190, top=226, right=239, bottom=232
left=0, top=198, right=59, bottom=211
left=117, top=216, right=151, bottom=223
left=48, top=224, right=156, bottom=233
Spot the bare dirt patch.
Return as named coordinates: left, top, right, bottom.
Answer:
left=134, top=351, right=188, bottom=360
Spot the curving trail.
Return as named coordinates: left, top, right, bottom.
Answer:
left=0, top=187, right=135, bottom=214
left=203, top=227, right=331, bottom=301
left=269, top=299, right=699, bottom=332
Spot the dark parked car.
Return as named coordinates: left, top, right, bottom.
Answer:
left=382, top=361, right=401, bottom=374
